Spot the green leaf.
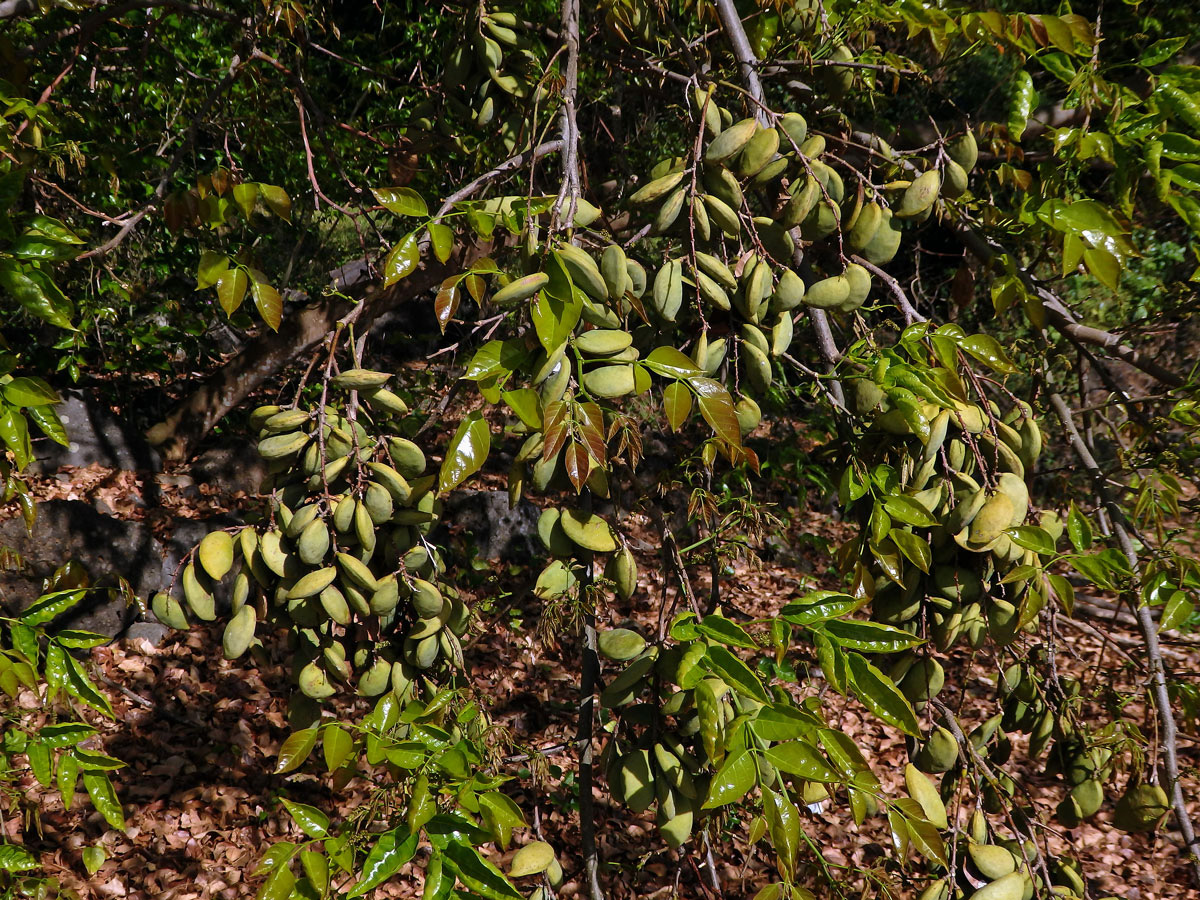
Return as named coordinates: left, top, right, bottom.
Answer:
left=1160, top=591, right=1194, bottom=632
left=281, top=799, right=329, bottom=839
left=763, top=740, right=838, bottom=782
left=251, top=280, right=282, bottom=331
left=232, top=183, right=258, bottom=219
left=1141, top=37, right=1187, bottom=66
left=1005, top=525, right=1056, bottom=556
left=822, top=619, right=924, bottom=653
left=216, top=267, right=248, bottom=316
left=442, top=839, right=522, bottom=900
left=39, top=721, right=97, bottom=749
left=0, top=260, right=75, bottom=329
left=57, top=750, right=79, bottom=809
left=888, top=529, right=931, bottom=573
left=706, top=645, right=770, bottom=703
left=762, top=787, right=800, bottom=879
left=348, top=827, right=418, bottom=897
left=373, top=186, right=429, bottom=218
left=323, top=724, right=353, bottom=772
left=439, top=412, right=491, bottom=493
left=882, top=495, right=937, bottom=528
left=82, top=845, right=107, bottom=875
left=1, top=406, right=33, bottom=469
left=254, top=842, right=299, bottom=877
left=689, top=376, right=741, bottom=447
left=501, top=388, right=543, bottom=430
left=83, top=772, right=125, bottom=830
left=1008, top=70, right=1034, bottom=140
left=27, top=740, right=51, bottom=786
left=463, top=339, right=530, bottom=381
left=780, top=592, right=861, bottom=625
left=696, top=613, right=757, bottom=649
left=27, top=404, right=69, bottom=446
left=479, top=791, right=525, bottom=849
left=384, top=232, right=421, bottom=286
left=259, top=184, right=292, bottom=222
left=644, top=346, right=702, bottom=379
left=703, top=748, right=757, bottom=809
left=61, top=652, right=113, bottom=717
left=20, top=588, right=84, bottom=625
left=957, top=334, right=1020, bottom=374
left=258, top=861, right=296, bottom=900
left=749, top=704, right=817, bottom=742
left=428, top=222, right=454, bottom=263
left=846, top=652, right=921, bottom=736
left=1067, top=503, right=1092, bottom=551
left=0, top=843, right=38, bottom=873
left=662, top=381, right=692, bottom=430
left=73, top=748, right=124, bottom=772
left=276, top=725, right=319, bottom=774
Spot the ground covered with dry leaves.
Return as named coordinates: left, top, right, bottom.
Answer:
left=5, top=461, right=1200, bottom=900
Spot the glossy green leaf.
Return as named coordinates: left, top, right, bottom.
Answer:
left=663, top=381, right=692, bottom=431
left=696, top=613, right=757, bottom=649
left=83, top=845, right=107, bottom=875
left=822, top=619, right=923, bottom=653
left=439, top=412, right=491, bottom=493
left=0, top=260, right=75, bottom=329
left=0, top=408, right=32, bottom=470
left=706, top=645, right=770, bottom=703
left=348, top=827, right=417, bottom=897
left=1006, top=525, right=1056, bottom=556
left=259, top=184, right=292, bottom=221
left=428, top=222, right=454, bottom=263
left=1160, top=591, right=1194, bottom=631
left=384, top=232, right=420, bottom=286
left=749, top=704, right=817, bottom=742
left=762, top=787, right=800, bottom=879
left=232, top=182, right=258, bottom=219
left=281, top=799, right=329, bottom=839
left=846, top=652, right=920, bottom=736
left=276, top=725, right=319, bottom=774
left=39, top=721, right=96, bottom=749
left=27, top=404, right=69, bottom=446
left=889, top=529, right=931, bottom=573
left=83, top=772, right=125, bottom=830
left=323, top=723, right=354, bottom=772
left=216, top=267, right=248, bottom=316
left=644, top=346, right=702, bottom=379
left=764, top=740, right=838, bottom=782
left=0, top=844, right=38, bottom=873
left=19, top=587, right=83, bottom=624
left=703, top=748, right=757, bottom=809
left=373, top=186, right=429, bottom=217
left=251, top=280, right=283, bottom=331
left=780, top=592, right=861, bottom=625
left=1008, top=70, right=1034, bottom=140
left=882, top=495, right=937, bottom=528
left=689, top=376, right=742, bottom=447
left=442, top=839, right=522, bottom=900
left=1067, top=503, right=1093, bottom=551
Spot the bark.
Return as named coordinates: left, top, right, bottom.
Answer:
left=145, top=242, right=485, bottom=461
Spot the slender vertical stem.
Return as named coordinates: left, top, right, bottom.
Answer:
left=1048, top=391, right=1200, bottom=883
left=712, top=0, right=767, bottom=125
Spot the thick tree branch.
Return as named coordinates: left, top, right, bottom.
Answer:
left=145, top=241, right=489, bottom=460
left=712, top=0, right=767, bottom=126
left=1048, top=391, right=1200, bottom=882
left=954, top=221, right=1187, bottom=388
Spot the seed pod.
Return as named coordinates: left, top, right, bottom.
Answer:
left=702, top=194, right=741, bottom=238
left=152, top=591, right=190, bottom=630
left=780, top=175, right=820, bottom=228
left=770, top=311, right=793, bottom=356
left=839, top=264, right=872, bottom=312
left=264, top=408, right=311, bottom=433
left=742, top=342, right=772, bottom=394
left=386, top=437, right=427, bottom=479
left=735, top=396, right=761, bottom=436
left=182, top=563, right=216, bottom=621
left=703, top=337, right=728, bottom=375
left=740, top=323, right=770, bottom=357
left=554, top=243, right=608, bottom=300
left=298, top=661, right=337, bottom=700
left=353, top=501, right=377, bottom=553
left=336, top=552, right=379, bottom=593
left=803, top=274, right=851, bottom=309
left=329, top=368, right=392, bottom=390
left=695, top=269, right=731, bottom=311
left=896, top=170, right=941, bottom=218
left=493, top=272, right=549, bottom=304
left=771, top=269, right=806, bottom=311
left=694, top=252, right=737, bottom=290
left=968, top=872, right=1024, bottom=900
left=942, top=160, right=969, bottom=199
left=576, top=329, right=633, bottom=357
left=606, top=545, right=637, bottom=599
left=363, top=482, right=395, bottom=524
left=949, top=130, right=978, bottom=172
left=601, top=244, right=629, bottom=300
left=848, top=202, right=882, bottom=251
left=358, top=658, right=392, bottom=696
left=222, top=605, right=257, bottom=659
left=691, top=194, right=712, bottom=241
left=736, top=127, right=780, bottom=178
left=702, top=165, right=743, bottom=209
left=560, top=509, right=618, bottom=552
left=370, top=576, right=400, bottom=615
left=629, top=170, right=685, bottom=205
left=198, top=531, right=235, bottom=581
left=862, top=208, right=902, bottom=265
left=259, top=431, right=310, bottom=460
left=651, top=258, right=683, bottom=322
left=583, top=364, right=636, bottom=399
left=704, top=117, right=757, bottom=164
left=654, top=186, right=687, bottom=233
left=319, top=584, right=352, bottom=625
left=777, top=111, right=807, bottom=148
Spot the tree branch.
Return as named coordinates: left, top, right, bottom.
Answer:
left=712, top=0, right=767, bottom=126
left=1048, top=391, right=1200, bottom=882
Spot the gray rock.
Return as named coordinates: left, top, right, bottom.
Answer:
left=0, top=501, right=240, bottom=637
left=191, top=445, right=270, bottom=495
left=439, top=489, right=541, bottom=560
left=30, top=390, right=161, bottom=472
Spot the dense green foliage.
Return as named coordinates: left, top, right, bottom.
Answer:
left=2, top=1, right=1200, bottom=898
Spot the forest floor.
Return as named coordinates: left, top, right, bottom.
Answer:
left=6, top=451, right=1200, bottom=900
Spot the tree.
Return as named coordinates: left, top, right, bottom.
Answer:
left=2, top=0, right=1199, bottom=898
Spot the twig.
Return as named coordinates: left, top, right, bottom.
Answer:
left=712, top=0, right=768, bottom=126
left=852, top=255, right=926, bottom=325
left=437, top=140, right=565, bottom=218
left=1048, top=391, right=1200, bottom=882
